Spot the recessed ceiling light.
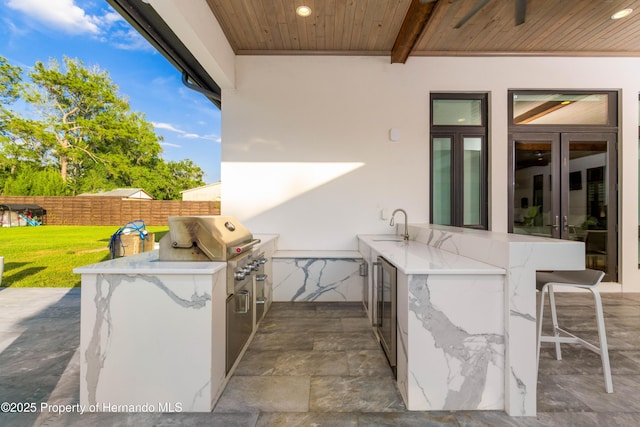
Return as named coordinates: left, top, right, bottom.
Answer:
left=611, top=8, right=633, bottom=20
left=296, top=6, right=312, bottom=17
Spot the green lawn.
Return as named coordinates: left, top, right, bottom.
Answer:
left=0, top=225, right=168, bottom=288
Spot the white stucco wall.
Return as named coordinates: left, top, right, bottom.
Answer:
left=221, top=55, right=640, bottom=290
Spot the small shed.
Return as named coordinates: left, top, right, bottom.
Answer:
left=0, top=204, right=47, bottom=227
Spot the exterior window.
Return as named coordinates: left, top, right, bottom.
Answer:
left=511, top=91, right=616, bottom=127
left=432, top=137, right=452, bottom=224
left=430, top=93, right=488, bottom=229
left=433, top=99, right=483, bottom=126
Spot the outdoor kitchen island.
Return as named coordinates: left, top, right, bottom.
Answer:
left=358, top=224, right=585, bottom=417
left=74, top=233, right=277, bottom=413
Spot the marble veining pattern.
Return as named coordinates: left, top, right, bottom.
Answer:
left=85, top=275, right=120, bottom=405
left=79, top=267, right=227, bottom=412
left=405, top=274, right=504, bottom=410
left=273, top=258, right=364, bottom=302
left=85, top=274, right=213, bottom=404
left=406, top=224, right=583, bottom=416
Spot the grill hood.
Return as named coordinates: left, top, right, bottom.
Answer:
left=158, top=216, right=259, bottom=261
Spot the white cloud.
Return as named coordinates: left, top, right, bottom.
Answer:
left=152, top=122, right=184, bottom=133
left=110, top=28, right=154, bottom=52
left=199, top=134, right=222, bottom=143
left=7, top=0, right=100, bottom=35
left=2, top=17, right=29, bottom=39
left=152, top=122, right=221, bottom=143
left=6, top=0, right=153, bottom=51
left=160, top=142, right=181, bottom=148
left=102, top=11, right=123, bottom=25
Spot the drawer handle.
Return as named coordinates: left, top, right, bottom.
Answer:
left=235, top=290, right=250, bottom=314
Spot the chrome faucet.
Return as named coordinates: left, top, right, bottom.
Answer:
left=389, top=209, right=409, bottom=240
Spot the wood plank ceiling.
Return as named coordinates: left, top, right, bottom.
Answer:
left=205, top=0, right=640, bottom=61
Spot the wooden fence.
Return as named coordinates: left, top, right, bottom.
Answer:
left=0, top=196, right=220, bottom=226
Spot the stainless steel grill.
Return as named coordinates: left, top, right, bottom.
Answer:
left=158, top=215, right=259, bottom=262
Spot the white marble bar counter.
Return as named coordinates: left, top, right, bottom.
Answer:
left=358, top=235, right=505, bottom=275
left=358, top=234, right=506, bottom=412
left=405, top=224, right=584, bottom=416
left=74, top=250, right=228, bottom=412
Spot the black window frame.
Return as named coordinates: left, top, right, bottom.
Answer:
left=430, top=93, right=489, bottom=230
left=508, top=90, right=618, bottom=132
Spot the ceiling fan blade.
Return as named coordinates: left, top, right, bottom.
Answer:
left=454, top=0, right=490, bottom=29
left=515, top=0, right=527, bottom=25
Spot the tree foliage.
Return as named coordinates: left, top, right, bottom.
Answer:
left=0, top=56, right=205, bottom=199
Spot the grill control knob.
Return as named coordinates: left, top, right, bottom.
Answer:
left=234, top=271, right=246, bottom=280
left=243, top=266, right=252, bottom=274
left=258, top=258, right=267, bottom=265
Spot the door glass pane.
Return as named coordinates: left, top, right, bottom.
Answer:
left=433, top=99, right=482, bottom=126
left=513, top=140, right=554, bottom=237
left=568, top=140, right=608, bottom=272
left=463, top=137, right=482, bottom=225
left=432, top=137, right=451, bottom=225
left=512, top=93, right=609, bottom=125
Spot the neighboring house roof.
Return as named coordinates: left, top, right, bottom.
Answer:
left=181, top=182, right=221, bottom=201
left=180, top=182, right=221, bottom=194
left=78, top=188, right=154, bottom=199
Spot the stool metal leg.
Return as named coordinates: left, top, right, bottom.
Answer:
left=536, top=269, right=613, bottom=393
left=590, top=288, right=613, bottom=393
left=537, top=284, right=546, bottom=371
left=547, top=285, right=563, bottom=360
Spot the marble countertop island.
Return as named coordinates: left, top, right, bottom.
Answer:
left=357, top=234, right=505, bottom=275
left=358, top=224, right=585, bottom=417
left=73, top=233, right=279, bottom=413
left=74, top=250, right=226, bottom=275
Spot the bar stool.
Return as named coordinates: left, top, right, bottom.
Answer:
left=536, top=268, right=613, bottom=393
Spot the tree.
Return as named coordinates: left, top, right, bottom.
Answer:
left=0, top=57, right=24, bottom=181
left=23, top=57, right=146, bottom=184
left=0, top=56, right=21, bottom=103
left=0, top=56, right=206, bottom=198
left=3, top=167, right=67, bottom=196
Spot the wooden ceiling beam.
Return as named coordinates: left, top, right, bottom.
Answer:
left=391, top=0, right=436, bottom=64
left=514, top=101, right=574, bottom=124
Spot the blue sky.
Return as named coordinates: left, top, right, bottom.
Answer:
left=0, top=0, right=222, bottom=183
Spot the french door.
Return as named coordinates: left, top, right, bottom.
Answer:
left=509, top=132, right=617, bottom=281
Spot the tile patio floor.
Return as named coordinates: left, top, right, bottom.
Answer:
left=1, top=287, right=640, bottom=426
